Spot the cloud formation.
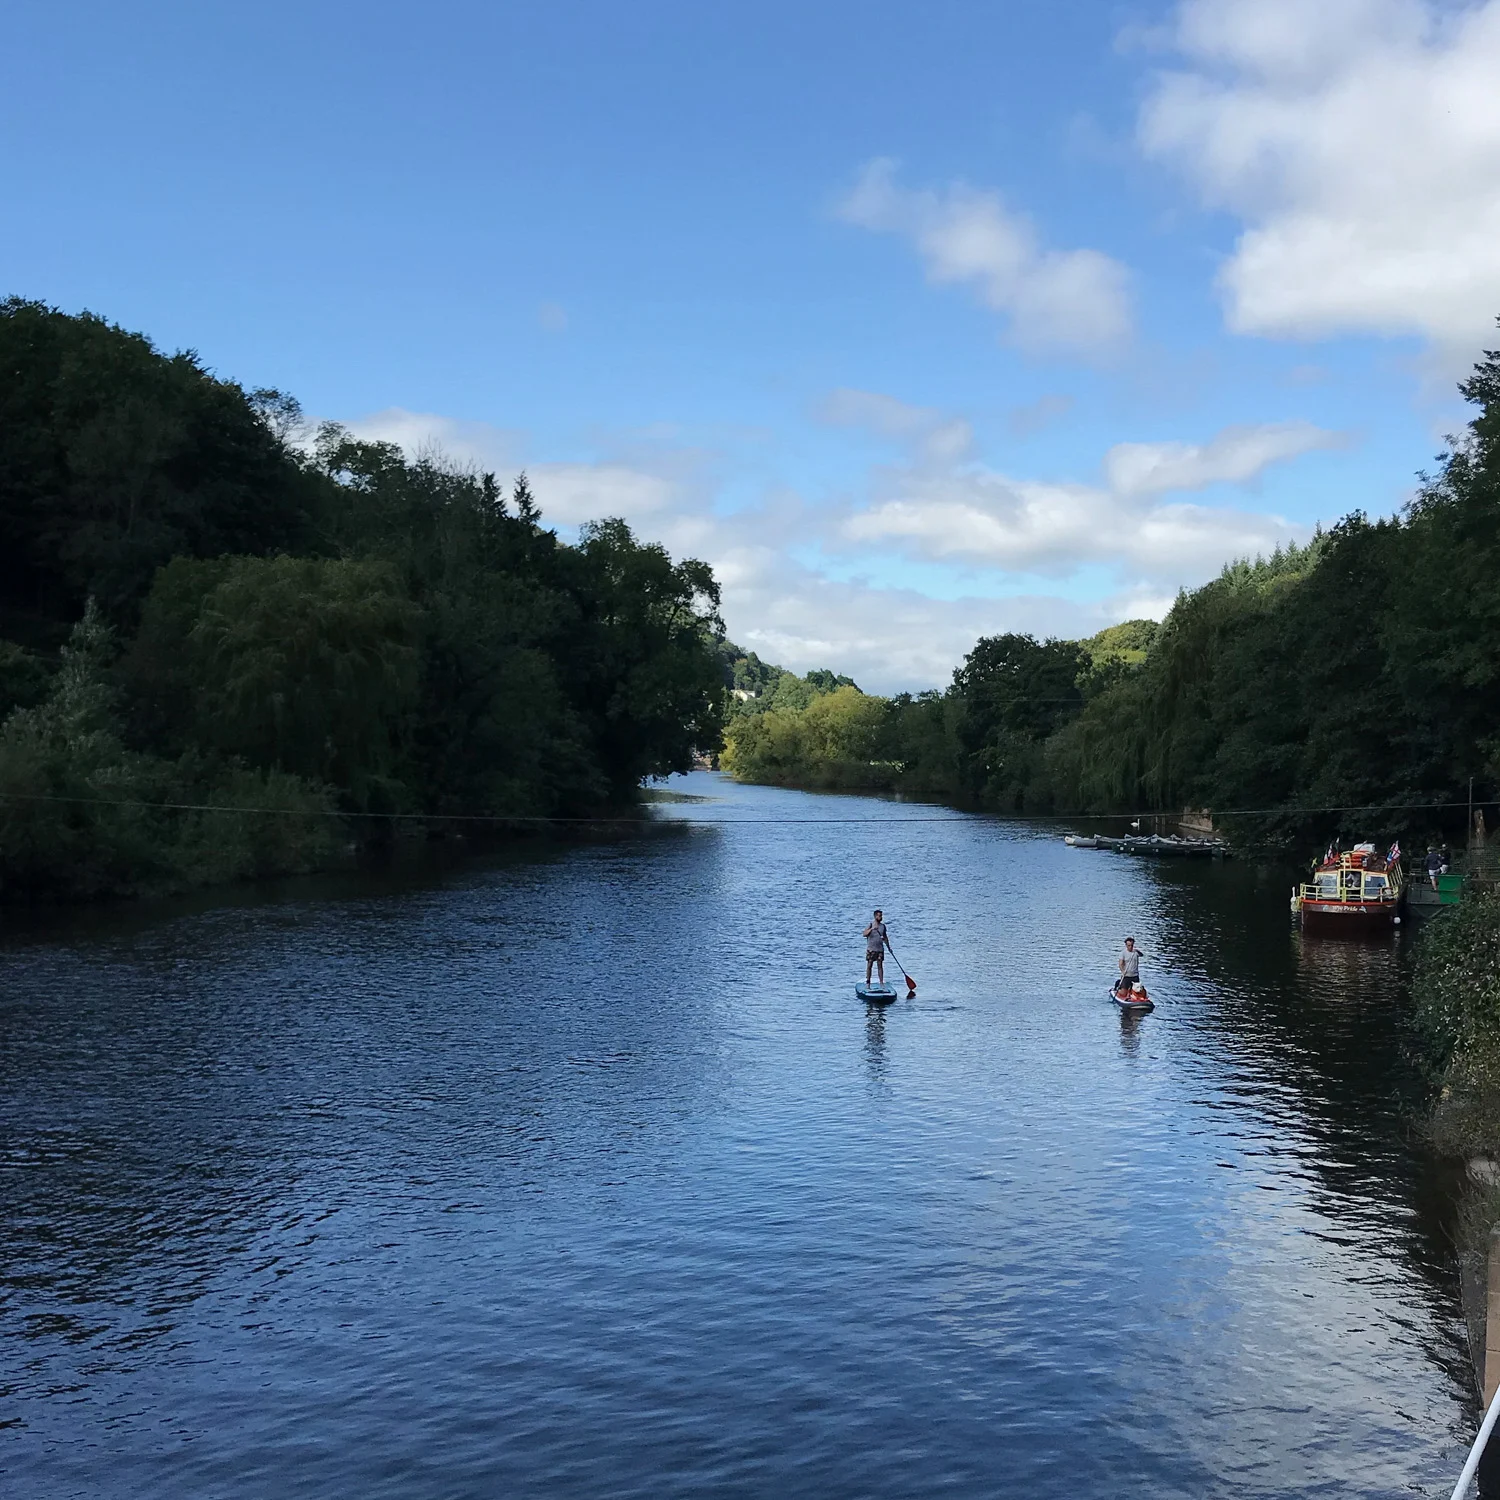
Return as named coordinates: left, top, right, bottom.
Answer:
left=837, top=415, right=1338, bottom=578
left=840, top=473, right=1299, bottom=582
left=715, top=557, right=1120, bottom=690
left=343, top=408, right=521, bottom=469
left=836, top=159, right=1134, bottom=357
left=1140, top=0, right=1500, bottom=352
left=343, top=410, right=677, bottom=527
left=1102, top=420, right=1347, bottom=498
left=342, top=403, right=1327, bottom=692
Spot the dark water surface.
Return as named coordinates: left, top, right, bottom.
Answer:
left=0, top=773, right=1475, bottom=1497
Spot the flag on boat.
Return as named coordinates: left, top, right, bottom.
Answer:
left=1387, top=841, right=1401, bottom=866
left=1325, top=841, right=1337, bottom=863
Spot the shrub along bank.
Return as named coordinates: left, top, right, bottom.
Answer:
left=0, top=299, right=726, bottom=901
left=1415, top=885, right=1500, bottom=1161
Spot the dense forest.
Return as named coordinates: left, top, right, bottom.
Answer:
left=0, top=299, right=726, bottom=900
left=725, top=332, right=1500, bottom=848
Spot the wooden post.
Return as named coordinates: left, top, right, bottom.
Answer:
left=1486, top=1227, right=1500, bottom=1407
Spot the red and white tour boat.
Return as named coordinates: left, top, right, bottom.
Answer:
left=1291, top=841, right=1404, bottom=933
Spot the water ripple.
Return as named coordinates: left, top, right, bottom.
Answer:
left=0, top=773, right=1474, bottom=1497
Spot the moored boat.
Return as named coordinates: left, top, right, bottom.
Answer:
left=1291, top=841, right=1404, bottom=933
left=1064, top=833, right=1098, bottom=848
left=1119, top=834, right=1228, bottom=858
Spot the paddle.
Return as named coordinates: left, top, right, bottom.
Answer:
left=885, top=940, right=917, bottom=995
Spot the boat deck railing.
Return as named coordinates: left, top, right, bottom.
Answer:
left=1295, top=866, right=1402, bottom=906
left=1449, top=1377, right=1500, bottom=1497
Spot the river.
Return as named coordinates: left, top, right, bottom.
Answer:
left=0, top=772, right=1476, bottom=1497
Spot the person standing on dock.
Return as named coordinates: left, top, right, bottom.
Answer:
left=864, top=910, right=889, bottom=986
left=1118, top=937, right=1143, bottom=993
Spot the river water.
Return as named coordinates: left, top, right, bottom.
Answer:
left=0, top=772, right=1476, bottom=1497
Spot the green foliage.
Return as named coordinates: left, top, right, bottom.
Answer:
left=718, top=640, right=858, bottom=720
left=1082, top=618, right=1159, bottom=666
left=950, top=633, right=1087, bottom=809
left=0, top=639, right=51, bottom=720
left=0, top=297, right=321, bottom=641
left=0, top=605, right=338, bottom=899
left=0, top=305, right=728, bottom=900
left=882, top=691, right=966, bottom=795
left=567, top=519, right=726, bottom=795
left=133, top=555, right=420, bottom=804
left=1412, top=886, right=1500, bottom=1156
left=722, top=631, right=1102, bottom=813
left=722, top=686, right=891, bottom=788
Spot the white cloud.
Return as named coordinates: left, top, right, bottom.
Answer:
left=342, top=408, right=521, bottom=472
left=841, top=472, right=1298, bottom=583
left=837, top=416, right=1338, bottom=579
left=719, top=558, right=1119, bottom=690
left=524, top=463, right=676, bottom=525
left=1139, top=0, right=1500, bottom=352
left=835, top=158, right=1134, bottom=356
left=338, top=410, right=676, bottom=527
left=339, top=402, right=1332, bottom=692
left=1103, top=420, right=1347, bottom=498
left=814, top=387, right=974, bottom=464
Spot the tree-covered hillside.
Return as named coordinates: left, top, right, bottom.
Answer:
left=0, top=299, right=727, bottom=899
left=717, top=641, right=858, bottom=718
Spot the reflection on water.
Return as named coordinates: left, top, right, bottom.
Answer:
left=863, top=1001, right=889, bottom=1086
left=1118, top=1006, right=1147, bottom=1058
left=1294, top=926, right=1406, bottom=993
left=0, top=772, right=1475, bottom=1499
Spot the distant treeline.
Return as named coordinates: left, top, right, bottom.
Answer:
left=718, top=643, right=859, bottom=717
left=724, top=331, right=1500, bottom=847
left=0, top=299, right=725, bottom=900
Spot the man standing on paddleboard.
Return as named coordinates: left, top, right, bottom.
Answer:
left=1117, top=936, right=1143, bottom=995
left=864, top=910, right=889, bottom=986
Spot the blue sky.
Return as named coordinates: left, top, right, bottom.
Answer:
left=6, top=0, right=1499, bottom=690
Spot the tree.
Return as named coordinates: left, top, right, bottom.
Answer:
left=563, top=519, right=726, bottom=793
left=134, top=556, right=420, bottom=805
left=0, top=298, right=324, bottom=641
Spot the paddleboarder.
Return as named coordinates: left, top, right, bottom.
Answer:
left=864, top=909, right=890, bottom=987
left=1116, top=936, right=1143, bottom=997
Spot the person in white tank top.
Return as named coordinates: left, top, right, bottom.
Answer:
left=863, top=910, right=889, bottom=986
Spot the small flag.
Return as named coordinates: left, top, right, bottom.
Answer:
left=1387, top=841, right=1401, bottom=866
